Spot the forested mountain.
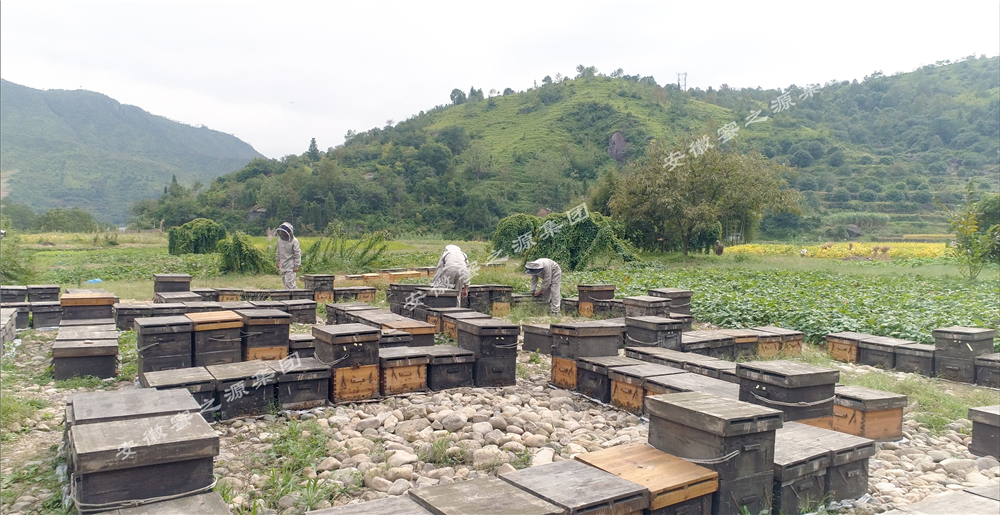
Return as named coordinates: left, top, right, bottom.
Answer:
left=0, top=79, right=262, bottom=223
left=135, top=56, right=999, bottom=241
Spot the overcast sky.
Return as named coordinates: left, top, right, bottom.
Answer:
left=3, top=1, right=998, bottom=159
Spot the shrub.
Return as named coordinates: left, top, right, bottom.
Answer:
left=218, top=232, right=275, bottom=274
left=168, top=218, right=227, bottom=255
left=300, top=223, right=390, bottom=274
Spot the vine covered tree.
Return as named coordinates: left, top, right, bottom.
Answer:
left=450, top=88, right=467, bottom=105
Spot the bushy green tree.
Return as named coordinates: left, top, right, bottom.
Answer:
left=35, top=207, right=99, bottom=232
left=218, top=232, right=275, bottom=274
left=168, top=218, right=227, bottom=255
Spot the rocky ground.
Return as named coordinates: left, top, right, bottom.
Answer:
left=2, top=329, right=999, bottom=515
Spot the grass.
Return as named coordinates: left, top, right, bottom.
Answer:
left=0, top=391, right=47, bottom=435
left=0, top=452, right=67, bottom=513
left=117, top=331, right=137, bottom=382
left=419, top=437, right=464, bottom=467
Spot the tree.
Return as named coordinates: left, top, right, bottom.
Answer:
left=609, top=142, right=798, bottom=255
left=450, top=88, right=467, bottom=105
left=503, top=88, right=515, bottom=96
left=945, top=184, right=995, bottom=280
left=307, top=138, right=321, bottom=161
left=468, top=87, right=484, bottom=102
left=35, top=207, right=100, bottom=232
left=575, top=65, right=598, bottom=79
left=542, top=76, right=552, bottom=86
left=790, top=150, right=814, bottom=168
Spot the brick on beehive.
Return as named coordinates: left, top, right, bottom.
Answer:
left=30, top=301, right=62, bottom=328
left=608, top=364, right=686, bottom=414
left=500, top=459, right=649, bottom=515
left=521, top=323, right=552, bottom=354
left=186, top=310, right=243, bottom=367
left=27, top=284, right=60, bottom=303
left=378, top=346, right=430, bottom=396
left=139, top=367, right=217, bottom=421
left=206, top=361, right=277, bottom=420
left=135, top=316, right=193, bottom=374
left=968, top=405, right=1000, bottom=459
left=776, top=422, right=875, bottom=502
left=833, top=385, right=907, bottom=441
left=576, top=356, right=645, bottom=403
left=423, top=345, right=475, bottom=391
left=737, top=360, right=839, bottom=421
left=894, top=343, right=935, bottom=376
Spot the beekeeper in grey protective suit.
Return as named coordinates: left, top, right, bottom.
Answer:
left=526, top=258, right=562, bottom=315
left=431, top=245, right=470, bottom=307
left=275, top=222, right=301, bottom=289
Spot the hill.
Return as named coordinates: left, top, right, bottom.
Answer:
left=0, top=79, right=263, bottom=223
left=135, top=57, right=999, bottom=242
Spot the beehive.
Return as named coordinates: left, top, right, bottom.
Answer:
left=182, top=301, right=223, bottom=313
left=61, top=292, right=117, bottom=320
left=715, top=328, right=759, bottom=359
left=607, top=363, right=686, bottom=413
left=776, top=422, right=875, bottom=502
left=378, top=346, right=430, bottom=395
left=149, top=302, right=189, bottom=318
left=266, top=356, right=330, bottom=410
left=521, top=323, right=552, bottom=354
left=975, top=353, right=1000, bottom=388
left=423, top=345, right=475, bottom=391
left=379, top=329, right=414, bottom=348
left=206, top=361, right=277, bottom=419
left=0, top=285, right=27, bottom=303
left=234, top=309, right=291, bottom=362
left=1, top=302, right=30, bottom=329
left=154, top=291, right=201, bottom=304
left=423, top=307, right=471, bottom=333
left=681, top=331, right=735, bottom=359
left=550, top=319, right=626, bottom=359
left=214, top=288, right=244, bottom=303
left=773, top=432, right=830, bottom=515
left=561, top=297, right=579, bottom=317
left=833, top=385, right=907, bottom=441
left=737, top=361, right=839, bottom=422
left=151, top=273, right=192, bottom=293
left=186, top=310, right=243, bottom=367
left=647, top=288, right=693, bottom=315
left=577, top=284, right=616, bottom=318
left=575, top=356, right=645, bottom=403
left=91, top=492, right=231, bottom=514
left=30, top=301, right=62, bottom=328
left=593, top=298, right=625, bottom=318
left=280, top=299, right=317, bottom=324
left=894, top=342, right=936, bottom=376
left=140, top=367, right=217, bottom=421
left=968, top=405, right=1000, bottom=459
left=752, top=326, right=804, bottom=357
left=826, top=332, right=869, bottom=363
left=190, top=287, right=218, bottom=302
left=304, top=495, right=433, bottom=514
left=409, top=477, right=562, bottom=515
left=27, top=284, right=60, bottom=303
left=859, top=335, right=914, bottom=369
left=644, top=371, right=739, bottom=400
left=442, top=311, right=491, bottom=340
left=288, top=333, right=316, bottom=358
left=624, top=316, right=683, bottom=350
left=500, top=460, right=649, bottom=515
left=312, top=323, right=380, bottom=368
left=623, top=295, right=673, bottom=318
left=334, top=286, right=376, bottom=303
left=303, top=274, right=336, bottom=302
left=135, top=316, right=193, bottom=374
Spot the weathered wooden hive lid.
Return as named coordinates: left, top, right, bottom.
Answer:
left=466, top=284, right=493, bottom=293
left=249, top=300, right=286, bottom=309
left=214, top=287, right=244, bottom=294
left=623, top=295, right=672, bottom=306
left=380, top=329, right=413, bottom=340
left=52, top=339, right=119, bottom=358
left=30, top=301, right=62, bottom=310
left=578, top=284, right=616, bottom=291
left=578, top=355, right=644, bottom=369
left=414, top=286, right=459, bottom=298
left=27, top=284, right=60, bottom=292
left=302, top=273, right=335, bottom=280
left=736, top=360, right=840, bottom=387
left=645, top=391, right=783, bottom=436
left=426, top=307, right=471, bottom=316
left=389, top=282, right=421, bottom=291
left=751, top=326, right=804, bottom=339
left=151, top=273, right=191, bottom=281
left=687, top=358, right=737, bottom=373
left=409, top=476, right=563, bottom=515
left=778, top=421, right=876, bottom=464
left=574, top=443, right=717, bottom=510
left=421, top=345, right=475, bottom=364
left=1, top=285, right=28, bottom=293
left=182, top=301, right=222, bottom=310
left=55, top=326, right=119, bottom=340
left=834, top=385, right=907, bottom=410
left=895, top=342, right=936, bottom=356
left=305, top=494, right=434, bottom=514
left=378, top=346, right=431, bottom=365
left=686, top=330, right=735, bottom=344
left=280, top=299, right=317, bottom=308
left=60, top=318, right=115, bottom=327
left=2, top=301, right=30, bottom=309
left=328, top=302, right=377, bottom=312
left=234, top=308, right=292, bottom=325
left=60, top=292, right=117, bottom=306
left=266, top=356, right=330, bottom=376
left=67, top=389, right=200, bottom=426
left=974, top=352, right=1000, bottom=364
left=336, top=286, right=375, bottom=292
left=443, top=311, right=490, bottom=322
left=647, top=287, right=693, bottom=298
left=609, top=363, right=687, bottom=383
left=933, top=326, right=997, bottom=341
left=289, top=333, right=315, bottom=343
left=968, top=405, right=1000, bottom=427
left=965, top=483, right=1000, bottom=502
left=113, top=302, right=153, bottom=312
left=521, top=323, right=551, bottom=335
left=150, top=302, right=188, bottom=311
left=773, top=435, right=831, bottom=480
left=858, top=335, right=915, bottom=349
left=191, top=287, right=217, bottom=293
left=134, top=315, right=194, bottom=333
left=206, top=360, right=277, bottom=383
left=140, top=366, right=216, bottom=389
left=625, top=316, right=682, bottom=330
left=826, top=331, right=874, bottom=342
left=455, top=317, right=520, bottom=336
left=715, top=328, right=760, bottom=342
left=550, top=319, right=626, bottom=337
left=217, top=300, right=254, bottom=310
left=71, top=413, right=218, bottom=474
left=645, top=372, right=739, bottom=399
left=185, top=310, right=243, bottom=330
left=312, top=323, right=380, bottom=344
left=499, top=459, right=649, bottom=513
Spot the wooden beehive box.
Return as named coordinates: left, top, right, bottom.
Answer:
left=152, top=273, right=192, bottom=293
left=182, top=301, right=223, bottom=313
left=577, top=284, right=616, bottom=318
left=305, top=494, right=434, bottom=514
left=936, top=355, right=977, bottom=383
left=423, top=307, right=470, bottom=333
left=777, top=422, right=875, bottom=502
left=489, top=285, right=513, bottom=316
left=55, top=325, right=119, bottom=342
left=387, top=283, right=420, bottom=312
left=575, top=356, right=645, bottom=403
left=668, top=312, right=694, bottom=332
left=241, top=289, right=271, bottom=301
left=53, top=339, right=118, bottom=380
left=968, top=405, right=1000, bottom=459
left=833, top=385, right=907, bottom=441
left=266, top=356, right=330, bottom=410
left=646, top=392, right=783, bottom=482
left=737, top=360, right=839, bottom=422
left=30, top=301, right=62, bottom=328
left=550, top=319, right=625, bottom=359
left=303, top=274, right=335, bottom=293
left=561, top=297, right=579, bottom=317
left=474, top=355, right=516, bottom=388
left=414, top=286, right=461, bottom=309
left=684, top=357, right=738, bottom=383
left=894, top=342, right=935, bottom=376
left=288, top=333, right=316, bottom=358
left=747, top=328, right=780, bottom=358
left=460, top=284, right=490, bottom=313
left=112, top=303, right=151, bottom=330
left=287, top=288, right=314, bottom=300
left=551, top=355, right=578, bottom=390
left=681, top=331, right=734, bottom=359
left=190, top=287, right=218, bottom=302
left=975, top=353, right=1000, bottom=388
left=334, top=286, right=376, bottom=303
left=61, top=292, right=117, bottom=320
left=149, top=303, right=189, bottom=317
left=249, top=300, right=285, bottom=310
left=859, top=335, right=914, bottom=369
left=409, top=477, right=563, bottom=515
left=456, top=318, right=519, bottom=358
left=60, top=318, right=116, bottom=328
left=214, top=288, right=244, bottom=303
left=715, top=328, right=759, bottom=359
left=186, top=310, right=243, bottom=367
left=773, top=433, right=830, bottom=515
left=522, top=323, right=552, bottom=354
left=312, top=323, right=381, bottom=368
left=324, top=302, right=375, bottom=324
left=593, top=298, right=625, bottom=318
left=423, top=345, right=475, bottom=391
left=752, top=326, right=804, bottom=357
left=933, top=326, right=996, bottom=358
left=27, top=284, right=60, bottom=302
left=135, top=316, right=193, bottom=374
left=607, top=364, right=686, bottom=413
left=624, top=316, right=683, bottom=350
left=139, top=367, right=217, bottom=421
left=154, top=291, right=202, bottom=304
left=500, top=459, right=649, bottom=515
left=623, top=295, right=673, bottom=318
left=381, top=318, right=436, bottom=347
left=92, top=492, right=231, bottom=514
left=65, top=389, right=200, bottom=432
left=825, top=332, right=870, bottom=363
left=2, top=302, right=30, bottom=329
left=206, top=361, right=277, bottom=419
left=647, top=288, right=693, bottom=315
left=280, top=299, right=317, bottom=324
left=644, top=371, right=739, bottom=400
left=0, top=285, right=27, bottom=303
left=268, top=289, right=292, bottom=301
left=442, top=311, right=490, bottom=340
left=378, top=346, right=430, bottom=395
left=379, top=329, right=414, bottom=348
left=330, top=364, right=379, bottom=403
left=70, top=412, right=217, bottom=510
left=576, top=443, right=717, bottom=515
left=348, top=307, right=392, bottom=328
left=234, top=308, right=291, bottom=361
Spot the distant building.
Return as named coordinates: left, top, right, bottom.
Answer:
left=247, top=206, right=267, bottom=222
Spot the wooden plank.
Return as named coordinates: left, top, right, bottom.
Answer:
left=52, top=339, right=118, bottom=357
left=108, top=492, right=231, bottom=515
left=61, top=292, right=117, bottom=306
left=185, top=310, right=243, bottom=330
left=736, top=360, right=840, bottom=387
left=304, top=495, right=433, bottom=514
left=645, top=391, right=783, bottom=436
left=969, top=405, right=1000, bottom=427
left=575, top=443, right=717, bottom=510
left=68, top=389, right=200, bottom=426
left=932, top=326, right=996, bottom=341
left=835, top=385, right=907, bottom=411
left=56, top=328, right=119, bottom=341
left=645, top=372, right=739, bottom=400
left=140, top=367, right=215, bottom=391
left=311, top=324, right=381, bottom=344
left=234, top=308, right=292, bottom=325
left=71, top=413, right=218, bottom=474
left=894, top=491, right=1000, bottom=515
left=409, top=477, right=563, bottom=515
left=499, top=459, right=648, bottom=514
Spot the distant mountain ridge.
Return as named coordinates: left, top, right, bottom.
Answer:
left=0, top=79, right=262, bottom=223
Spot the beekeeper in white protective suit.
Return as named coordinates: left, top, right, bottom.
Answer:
left=526, top=258, right=562, bottom=315
left=275, top=222, right=301, bottom=289
left=431, top=245, right=470, bottom=307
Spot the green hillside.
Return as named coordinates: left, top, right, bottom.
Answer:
left=135, top=58, right=999, bottom=241
left=0, top=79, right=263, bottom=224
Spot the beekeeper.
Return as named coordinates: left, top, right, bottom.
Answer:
left=525, top=258, right=562, bottom=315
left=431, top=245, right=470, bottom=306
left=275, top=222, right=301, bottom=289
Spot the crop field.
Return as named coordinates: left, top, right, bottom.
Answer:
left=727, top=241, right=948, bottom=260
